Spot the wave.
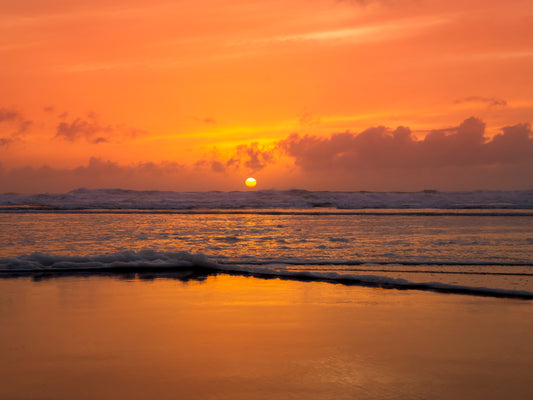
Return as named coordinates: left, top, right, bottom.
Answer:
left=1, top=250, right=532, bottom=299
left=285, top=267, right=533, bottom=277
left=2, top=209, right=532, bottom=217
left=216, top=257, right=533, bottom=267
left=1, top=188, right=532, bottom=211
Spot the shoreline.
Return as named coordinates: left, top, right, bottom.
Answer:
left=1, top=267, right=533, bottom=300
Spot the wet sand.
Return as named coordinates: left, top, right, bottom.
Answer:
left=1, top=274, right=532, bottom=400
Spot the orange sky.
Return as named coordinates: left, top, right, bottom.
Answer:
left=1, top=0, right=532, bottom=192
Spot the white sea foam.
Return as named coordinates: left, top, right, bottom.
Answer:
left=0, top=250, right=217, bottom=271
left=1, top=188, right=532, bottom=211
left=1, top=250, right=532, bottom=299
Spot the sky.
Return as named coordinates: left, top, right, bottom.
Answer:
left=1, top=0, right=532, bottom=193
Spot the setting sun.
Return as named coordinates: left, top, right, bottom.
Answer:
left=245, top=177, right=257, bottom=188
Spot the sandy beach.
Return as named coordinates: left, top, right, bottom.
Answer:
left=1, top=273, right=532, bottom=400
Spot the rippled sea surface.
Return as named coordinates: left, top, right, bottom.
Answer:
left=1, top=210, right=532, bottom=292
left=2, top=202, right=533, bottom=400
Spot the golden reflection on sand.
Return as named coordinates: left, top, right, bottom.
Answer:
left=0, top=275, right=532, bottom=399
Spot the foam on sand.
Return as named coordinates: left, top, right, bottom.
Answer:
left=1, top=250, right=532, bottom=299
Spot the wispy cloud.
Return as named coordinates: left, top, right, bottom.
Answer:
left=55, top=113, right=147, bottom=144
left=454, top=96, right=507, bottom=107
left=241, top=16, right=450, bottom=46
left=0, top=107, right=32, bottom=147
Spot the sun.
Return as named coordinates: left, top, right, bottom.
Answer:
left=245, top=177, right=257, bottom=188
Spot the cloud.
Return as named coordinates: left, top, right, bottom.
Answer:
left=193, top=159, right=226, bottom=173
left=55, top=113, right=148, bottom=143
left=192, top=142, right=277, bottom=175
left=485, top=123, right=533, bottom=163
left=56, top=117, right=112, bottom=143
left=0, top=137, right=14, bottom=147
left=210, top=160, right=225, bottom=172
left=0, top=107, right=33, bottom=146
left=241, top=14, right=449, bottom=48
left=1, top=158, right=190, bottom=193
left=68, top=157, right=184, bottom=178
left=0, top=109, right=20, bottom=122
left=226, top=142, right=277, bottom=172
left=454, top=96, right=507, bottom=107
left=1, top=117, right=532, bottom=192
left=190, top=117, right=532, bottom=190
left=279, top=117, right=533, bottom=171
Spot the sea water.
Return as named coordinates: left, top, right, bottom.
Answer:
left=1, top=189, right=533, bottom=399
left=1, top=189, right=532, bottom=297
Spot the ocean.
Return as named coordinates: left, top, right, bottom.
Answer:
left=1, top=188, right=532, bottom=297
left=2, top=188, right=533, bottom=399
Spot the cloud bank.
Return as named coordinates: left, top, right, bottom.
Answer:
left=279, top=117, right=533, bottom=170
left=1, top=118, right=532, bottom=192
left=1, top=158, right=192, bottom=193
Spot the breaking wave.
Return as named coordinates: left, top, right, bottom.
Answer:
left=1, top=250, right=532, bottom=299
left=1, top=188, right=532, bottom=211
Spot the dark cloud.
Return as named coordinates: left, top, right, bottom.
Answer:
left=1, top=117, right=532, bottom=192
left=0, top=138, right=14, bottom=147
left=279, top=117, right=533, bottom=171
left=92, top=137, right=110, bottom=144
left=56, top=117, right=112, bottom=142
left=55, top=113, right=148, bottom=143
left=226, top=142, right=277, bottom=171
left=485, top=123, right=533, bottom=163
left=0, top=107, right=33, bottom=147
left=189, top=116, right=532, bottom=189
left=0, top=109, right=19, bottom=122
left=66, top=158, right=184, bottom=178
left=194, top=159, right=226, bottom=173
left=211, top=160, right=225, bottom=173
left=454, top=96, right=507, bottom=107
left=1, top=158, right=190, bottom=193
